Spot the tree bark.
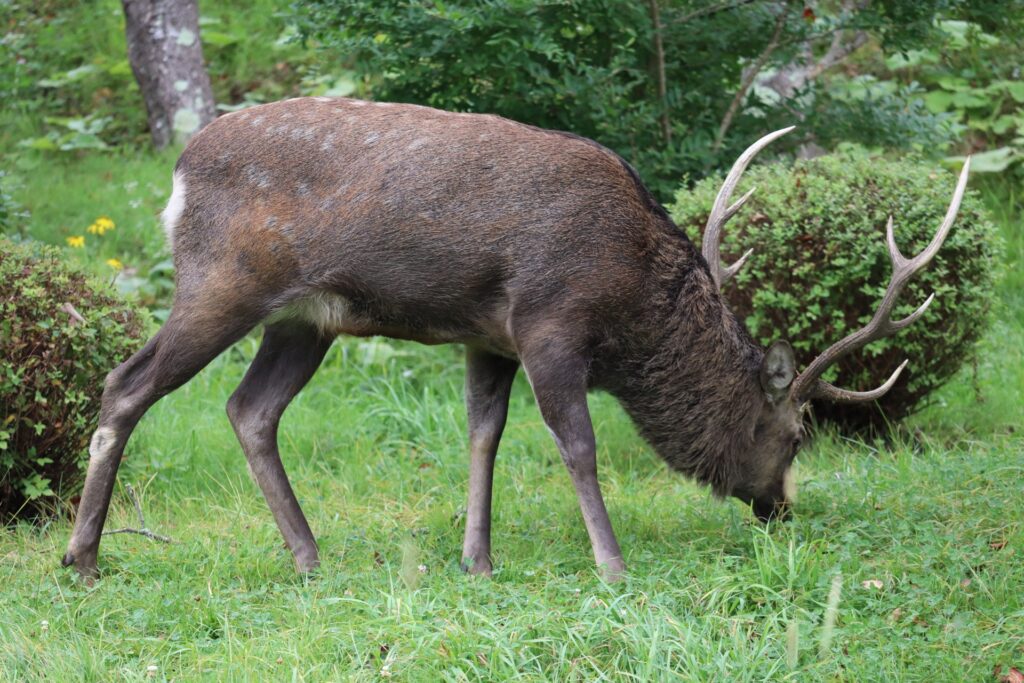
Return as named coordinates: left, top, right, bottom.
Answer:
left=121, top=0, right=216, bottom=149
left=648, top=0, right=671, bottom=143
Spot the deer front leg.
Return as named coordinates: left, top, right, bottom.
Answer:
left=460, top=349, right=519, bottom=576
left=521, top=350, right=625, bottom=581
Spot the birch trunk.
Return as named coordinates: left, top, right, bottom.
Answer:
left=121, top=0, right=216, bottom=148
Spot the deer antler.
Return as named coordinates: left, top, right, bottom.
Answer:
left=790, top=157, right=971, bottom=403
left=703, top=126, right=795, bottom=289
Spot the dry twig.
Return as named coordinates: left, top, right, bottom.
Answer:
left=102, top=483, right=172, bottom=543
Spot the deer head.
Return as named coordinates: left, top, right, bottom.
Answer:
left=704, top=129, right=971, bottom=520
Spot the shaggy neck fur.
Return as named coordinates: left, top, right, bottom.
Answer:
left=605, top=232, right=766, bottom=497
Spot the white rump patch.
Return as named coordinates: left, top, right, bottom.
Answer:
left=160, top=171, right=187, bottom=245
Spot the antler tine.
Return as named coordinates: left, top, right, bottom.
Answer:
left=791, top=157, right=971, bottom=403
left=703, top=126, right=795, bottom=289
left=811, top=360, right=908, bottom=404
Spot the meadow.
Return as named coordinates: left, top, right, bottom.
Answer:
left=1, top=1, right=1023, bottom=680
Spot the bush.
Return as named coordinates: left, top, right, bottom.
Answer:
left=669, top=149, right=1000, bottom=432
left=0, top=237, right=146, bottom=522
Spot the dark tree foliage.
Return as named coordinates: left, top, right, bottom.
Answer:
left=291, top=0, right=1000, bottom=198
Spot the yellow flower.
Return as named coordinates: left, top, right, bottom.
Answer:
left=87, top=216, right=115, bottom=236
left=105, top=258, right=124, bottom=271
left=66, top=235, right=85, bottom=248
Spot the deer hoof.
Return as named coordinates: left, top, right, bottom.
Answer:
left=295, top=551, right=320, bottom=575
left=599, top=558, right=627, bottom=583
left=460, top=556, right=493, bottom=577
left=63, top=548, right=99, bottom=583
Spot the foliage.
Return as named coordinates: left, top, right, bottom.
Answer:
left=886, top=18, right=1024, bottom=175
left=669, top=149, right=1001, bottom=431
left=0, top=236, right=146, bottom=522
left=0, top=170, right=29, bottom=236
left=292, top=0, right=991, bottom=199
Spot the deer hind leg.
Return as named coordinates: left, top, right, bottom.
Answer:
left=226, top=321, right=332, bottom=573
left=460, top=348, right=519, bottom=577
left=63, top=298, right=263, bottom=580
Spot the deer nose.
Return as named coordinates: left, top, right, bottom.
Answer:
left=753, top=496, right=791, bottom=523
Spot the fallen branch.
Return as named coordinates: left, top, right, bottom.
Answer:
left=102, top=483, right=172, bottom=543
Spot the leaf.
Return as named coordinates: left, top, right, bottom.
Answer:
left=202, top=30, right=239, bottom=48
left=885, top=49, right=939, bottom=70
left=992, top=115, right=1019, bottom=136
left=924, top=91, right=955, bottom=114
left=1007, top=82, right=1024, bottom=103
left=17, top=136, right=58, bottom=151
left=951, top=91, right=990, bottom=109
left=106, top=60, right=133, bottom=77
left=861, top=579, right=884, bottom=589
left=945, top=147, right=1017, bottom=173
left=937, top=75, right=969, bottom=92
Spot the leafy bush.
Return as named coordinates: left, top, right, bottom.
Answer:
left=669, top=149, right=1000, bottom=432
left=0, top=236, right=146, bottom=522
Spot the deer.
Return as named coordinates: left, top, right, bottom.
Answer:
left=62, top=96, right=970, bottom=581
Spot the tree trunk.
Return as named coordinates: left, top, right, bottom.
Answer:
left=121, top=0, right=216, bottom=149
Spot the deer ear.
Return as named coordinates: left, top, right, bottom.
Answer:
left=760, top=340, right=796, bottom=403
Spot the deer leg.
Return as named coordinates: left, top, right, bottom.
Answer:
left=521, top=350, right=625, bottom=581
left=460, top=348, right=519, bottom=576
left=226, top=321, right=332, bottom=573
left=63, top=306, right=259, bottom=579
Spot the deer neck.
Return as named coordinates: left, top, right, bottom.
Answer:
left=605, top=251, right=765, bottom=496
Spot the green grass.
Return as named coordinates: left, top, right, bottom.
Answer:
left=1, top=144, right=1022, bottom=680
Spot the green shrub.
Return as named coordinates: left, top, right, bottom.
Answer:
left=669, top=149, right=1000, bottom=432
left=0, top=236, right=146, bottom=522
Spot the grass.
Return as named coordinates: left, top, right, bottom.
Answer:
left=1, top=5, right=1022, bottom=674
left=1, top=146, right=1022, bottom=680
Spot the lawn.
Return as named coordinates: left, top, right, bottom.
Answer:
left=0, top=147, right=1021, bottom=681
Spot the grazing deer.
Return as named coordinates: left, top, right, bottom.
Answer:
left=62, top=97, right=969, bottom=581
